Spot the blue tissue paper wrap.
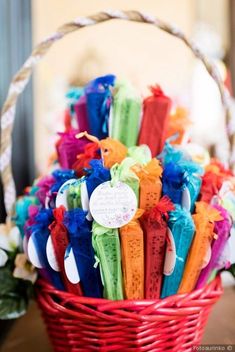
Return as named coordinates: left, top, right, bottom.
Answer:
left=85, top=159, right=111, bottom=198
left=63, top=208, right=102, bottom=298
left=161, top=205, right=195, bottom=298
left=162, top=159, right=203, bottom=212
left=158, top=140, right=190, bottom=165
left=51, top=169, right=77, bottom=193
left=29, top=208, right=64, bottom=290
left=85, top=74, right=116, bottom=139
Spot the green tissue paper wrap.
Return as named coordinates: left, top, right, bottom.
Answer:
left=111, top=158, right=140, bottom=201
left=127, top=145, right=152, bottom=166
left=111, top=80, right=141, bottom=147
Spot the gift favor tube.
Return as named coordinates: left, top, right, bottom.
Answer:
left=92, top=221, right=123, bottom=300
left=119, top=209, right=144, bottom=299
left=178, top=202, right=222, bottom=294
left=141, top=196, right=175, bottom=299
left=138, top=85, right=172, bottom=156
left=161, top=205, right=195, bottom=298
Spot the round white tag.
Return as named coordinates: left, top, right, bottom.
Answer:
left=64, top=245, right=80, bottom=284
left=89, top=181, right=137, bottom=228
left=55, top=178, right=79, bottom=209
left=46, top=235, right=60, bottom=272
left=27, top=233, right=44, bottom=269
left=163, top=228, right=176, bottom=276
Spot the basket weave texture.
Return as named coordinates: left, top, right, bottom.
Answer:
left=36, top=276, right=222, bottom=352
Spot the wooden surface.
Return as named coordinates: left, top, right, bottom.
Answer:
left=1, top=286, right=235, bottom=351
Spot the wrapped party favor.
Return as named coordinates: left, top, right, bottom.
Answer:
left=56, top=129, right=90, bottom=169
left=63, top=208, right=102, bottom=298
left=36, top=175, right=55, bottom=206
left=48, top=170, right=77, bottom=209
left=200, top=160, right=232, bottom=203
left=27, top=208, right=64, bottom=290
left=161, top=205, right=195, bottom=298
left=111, top=80, right=142, bottom=147
left=196, top=205, right=231, bottom=289
left=158, top=140, right=187, bottom=164
left=92, top=221, right=123, bottom=300
left=127, top=145, right=152, bottom=165
left=49, top=206, right=83, bottom=295
left=141, top=196, right=175, bottom=299
left=178, top=202, right=222, bottom=294
left=133, top=159, right=162, bottom=211
left=111, top=158, right=140, bottom=200
left=85, top=159, right=110, bottom=198
left=85, top=74, right=116, bottom=139
left=74, top=94, right=90, bottom=133
left=166, top=107, right=191, bottom=145
left=162, top=160, right=202, bottom=212
left=73, top=142, right=101, bottom=177
left=119, top=209, right=144, bottom=299
left=67, top=179, right=83, bottom=210
left=100, top=137, right=127, bottom=168
left=138, top=86, right=172, bottom=156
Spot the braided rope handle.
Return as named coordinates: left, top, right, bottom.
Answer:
left=0, top=10, right=232, bottom=218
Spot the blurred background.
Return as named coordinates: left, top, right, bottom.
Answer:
left=0, top=0, right=235, bottom=350
left=33, top=0, right=231, bottom=173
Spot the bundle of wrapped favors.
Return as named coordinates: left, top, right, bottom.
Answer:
left=14, top=74, right=235, bottom=300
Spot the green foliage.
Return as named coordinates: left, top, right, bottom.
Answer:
left=0, top=257, right=33, bottom=320
left=227, top=263, right=235, bottom=278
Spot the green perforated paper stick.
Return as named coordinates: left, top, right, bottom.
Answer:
left=92, top=221, right=123, bottom=300
left=111, top=80, right=141, bottom=147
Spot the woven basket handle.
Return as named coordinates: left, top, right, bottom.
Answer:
left=0, top=10, right=232, bottom=218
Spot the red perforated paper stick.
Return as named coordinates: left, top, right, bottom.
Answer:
left=50, top=211, right=83, bottom=296
left=142, top=221, right=167, bottom=299
left=138, top=86, right=172, bottom=157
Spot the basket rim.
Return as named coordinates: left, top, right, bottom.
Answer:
left=36, top=275, right=223, bottom=321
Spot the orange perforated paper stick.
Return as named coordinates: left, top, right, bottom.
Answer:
left=120, top=209, right=144, bottom=299
left=178, top=202, right=223, bottom=294
left=133, top=159, right=163, bottom=211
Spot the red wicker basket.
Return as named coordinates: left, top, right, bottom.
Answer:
left=0, top=10, right=231, bottom=352
left=36, top=276, right=222, bottom=352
